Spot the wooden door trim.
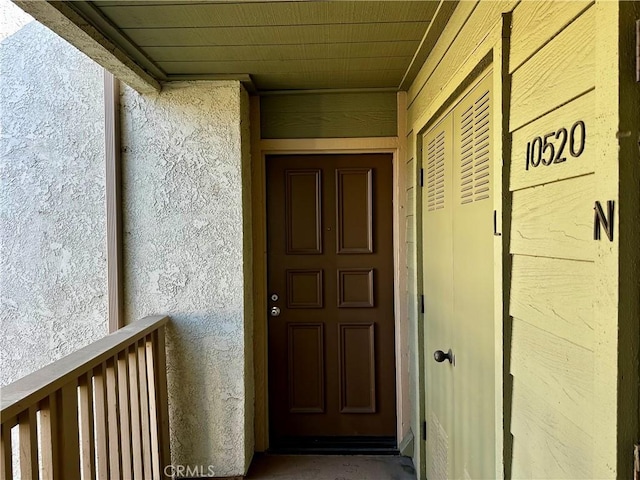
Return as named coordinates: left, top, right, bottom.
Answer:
left=104, top=71, right=123, bottom=333
left=259, top=137, right=398, bottom=153
left=251, top=103, right=409, bottom=451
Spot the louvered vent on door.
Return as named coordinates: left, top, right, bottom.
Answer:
left=459, top=105, right=474, bottom=204
left=459, top=89, right=491, bottom=204
left=426, top=131, right=446, bottom=211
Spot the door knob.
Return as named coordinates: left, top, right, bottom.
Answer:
left=270, top=306, right=281, bottom=317
left=433, top=349, right=453, bottom=364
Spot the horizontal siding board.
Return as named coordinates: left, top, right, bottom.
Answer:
left=400, top=0, right=459, bottom=90
left=407, top=257, right=416, bottom=275
left=510, top=317, right=594, bottom=434
left=125, top=23, right=428, bottom=47
left=261, top=111, right=396, bottom=139
left=510, top=174, right=595, bottom=261
left=260, top=92, right=397, bottom=139
left=407, top=133, right=416, bottom=163
left=144, top=42, right=419, bottom=63
left=510, top=436, right=534, bottom=480
left=407, top=264, right=417, bottom=300
left=158, top=56, right=411, bottom=75
left=510, top=0, right=593, bottom=72
left=510, top=379, right=593, bottom=479
left=406, top=187, right=416, bottom=217
left=407, top=263, right=416, bottom=281
left=510, top=255, right=594, bottom=349
left=253, top=71, right=405, bottom=90
left=406, top=157, right=416, bottom=188
left=99, top=2, right=437, bottom=28
left=261, top=93, right=397, bottom=114
left=510, top=7, right=595, bottom=131
left=510, top=91, right=595, bottom=191
left=406, top=215, right=416, bottom=246
left=407, top=0, right=479, bottom=103
left=95, top=0, right=217, bottom=4
left=408, top=1, right=517, bottom=126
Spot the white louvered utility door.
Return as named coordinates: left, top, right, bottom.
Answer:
left=452, top=73, right=496, bottom=480
left=422, top=115, right=454, bottom=480
left=422, top=70, right=496, bottom=480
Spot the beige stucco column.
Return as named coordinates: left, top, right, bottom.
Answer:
left=121, top=81, right=254, bottom=477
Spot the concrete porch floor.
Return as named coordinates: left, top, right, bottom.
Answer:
left=246, top=455, right=417, bottom=480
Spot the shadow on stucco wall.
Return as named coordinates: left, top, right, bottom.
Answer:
left=0, top=1, right=108, bottom=387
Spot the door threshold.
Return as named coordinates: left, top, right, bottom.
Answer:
left=268, top=436, right=398, bottom=455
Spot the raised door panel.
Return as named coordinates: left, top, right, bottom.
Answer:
left=338, top=323, right=376, bottom=413
left=336, top=168, right=373, bottom=253
left=285, top=169, right=322, bottom=254
left=288, top=324, right=325, bottom=413
left=287, top=269, right=323, bottom=309
left=337, top=269, right=374, bottom=308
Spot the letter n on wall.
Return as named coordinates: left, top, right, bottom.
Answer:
left=594, top=200, right=615, bottom=242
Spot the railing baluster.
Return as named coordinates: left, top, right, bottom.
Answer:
left=138, top=339, right=153, bottom=478
left=19, top=406, right=38, bottom=480
left=155, top=328, right=171, bottom=479
left=57, top=381, right=80, bottom=480
left=40, top=394, right=60, bottom=479
left=1, top=418, right=15, bottom=480
left=93, top=364, right=109, bottom=479
left=128, top=344, right=144, bottom=480
left=78, top=373, right=96, bottom=480
left=106, top=357, right=121, bottom=478
left=145, top=335, right=161, bottom=480
left=117, top=350, right=133, bottom=478
left=0, top=316, right=169, bottom=480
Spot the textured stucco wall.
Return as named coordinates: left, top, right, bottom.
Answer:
left=121, top=81, right=254, bottom=476
left=0, top=0, right=108, bottom=386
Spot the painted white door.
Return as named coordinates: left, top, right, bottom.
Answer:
left=423, top=71, right=496, bottom=480
left=422, top=115, right=455, bottom=480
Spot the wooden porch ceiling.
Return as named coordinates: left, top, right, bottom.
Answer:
left=15, top=0, right=457, bottom=93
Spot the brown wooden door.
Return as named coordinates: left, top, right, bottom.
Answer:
left=266, top=153, right=396, bottom=447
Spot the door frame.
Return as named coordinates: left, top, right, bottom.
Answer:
left=250, top=93, right=410, bottom=452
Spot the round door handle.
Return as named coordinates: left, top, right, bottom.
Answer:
left=270, top=306, right=281, bottom=317
left=433, top=349, right=453, bottom=364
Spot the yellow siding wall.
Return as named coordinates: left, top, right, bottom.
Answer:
left=404, top=129, right=425, bottom=474
left=260, top=91, right=397, bottom=138
left=508, top=5, right=595, bottom=477
left=405, top=1, right=618, bottom=478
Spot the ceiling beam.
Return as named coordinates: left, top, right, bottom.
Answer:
left=164, top=73, right=256, bottom=93
left=12, top=0, right=161, bottom=94
left=69, top=1, right=167, bottom=81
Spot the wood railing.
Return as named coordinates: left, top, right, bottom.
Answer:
left=0, top=315, right=170, bottom=480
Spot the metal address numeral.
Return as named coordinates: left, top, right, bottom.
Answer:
left=526, top=120, right=586, bottom=170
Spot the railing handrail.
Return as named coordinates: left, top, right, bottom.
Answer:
left=1, top=315, right=168, bottom=421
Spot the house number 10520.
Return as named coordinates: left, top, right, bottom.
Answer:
left=525, top=120, right=586, bottom=170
